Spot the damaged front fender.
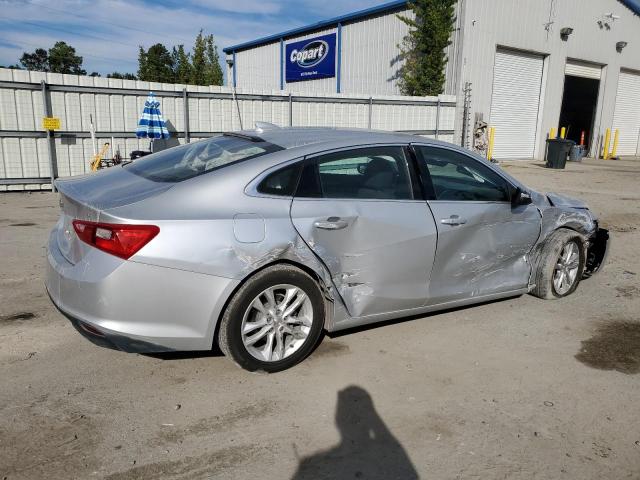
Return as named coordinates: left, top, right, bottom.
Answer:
left=529, top=189, right=607, bottom=283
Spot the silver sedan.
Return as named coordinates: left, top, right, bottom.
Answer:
left=46, top=126, right=609, bottom=371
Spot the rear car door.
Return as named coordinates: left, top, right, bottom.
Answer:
left=414, top=145, right=541, bottom=304
left=290, top=145, right=437, bottom=319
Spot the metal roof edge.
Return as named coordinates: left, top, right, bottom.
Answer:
left=223, top=0, right=408, bottom=54
left=618, top=0, right=640, bottom=16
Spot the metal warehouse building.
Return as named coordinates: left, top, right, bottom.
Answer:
left=224, top=0, right=640, bottom=159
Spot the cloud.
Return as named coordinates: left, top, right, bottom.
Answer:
left=188, top=0, right=282, bottom=14
left=0, top=0, right=384, bottom=75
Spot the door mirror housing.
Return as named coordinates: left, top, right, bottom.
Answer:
left=511, top=187, right=532, bottom=206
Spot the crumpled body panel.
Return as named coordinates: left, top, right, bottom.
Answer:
left=290, top=199, right=438, bottom=319
left=426, top=201, right=541, bottom=303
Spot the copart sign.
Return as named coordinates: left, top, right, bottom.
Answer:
left=285, top=33, right=336, bottom=83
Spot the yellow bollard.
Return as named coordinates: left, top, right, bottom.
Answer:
left=487, top=127, right=495, bottom=160
left=550, top=127, right=556, bottom=139
left=611, top=129, right=619, bottom=158
left=560, top=127, right=566, bottom=139
left=602, top=128, right=611, bottom=159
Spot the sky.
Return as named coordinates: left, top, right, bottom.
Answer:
left=0, top=0, right=387, bottom=79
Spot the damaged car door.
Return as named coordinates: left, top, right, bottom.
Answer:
left=290, top=145, right=437, bottom=319
left=414, top=145, right=541, bottom=304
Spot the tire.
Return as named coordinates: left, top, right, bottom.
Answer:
left=218, top=264, right=325, bottom=372
left=530, top=228, right=586, bottom=300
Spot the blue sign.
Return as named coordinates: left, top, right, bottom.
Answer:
left=285, top=33, right=336, bottom=83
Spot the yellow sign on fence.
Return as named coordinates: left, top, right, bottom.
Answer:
left=42, top=117, right=61, bottom=130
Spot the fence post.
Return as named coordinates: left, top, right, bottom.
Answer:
left=41, top=80, right=58, bottom=191
left=183, top=88, right=190, bottom=143
left=368, top=96, right=373, bottom=129
left=289, top=93, right=293, bottom=127
left=461, top=82, right=472, bottom=149
left=435, top=98, right=441, bottom=140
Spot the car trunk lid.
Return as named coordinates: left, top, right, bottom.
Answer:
left=54, top=167, right=172, bottom=265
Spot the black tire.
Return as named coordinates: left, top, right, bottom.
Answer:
left=218, top=264, right=325, bottom=372
left=530, top=228, right=586, bottom=300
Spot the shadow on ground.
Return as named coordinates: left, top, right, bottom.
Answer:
left=291, top=386, right=418, bottom=480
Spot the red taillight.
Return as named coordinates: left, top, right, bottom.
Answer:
left=72, top=220, right=159, bottom=260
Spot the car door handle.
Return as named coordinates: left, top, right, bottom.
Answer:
left=440, top=215, right=467, bottom=226
left=314, top=217, right=349, bottom=230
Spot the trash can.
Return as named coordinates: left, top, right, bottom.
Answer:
left=569, top=144, right=585, bottom=162
left=545, top=139, right=575, bottom=169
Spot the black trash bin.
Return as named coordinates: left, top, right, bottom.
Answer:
left=545, top=138, right=574, bottom=169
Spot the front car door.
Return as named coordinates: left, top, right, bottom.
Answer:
left=413, top=145, right=541, bottom=304
left=290, top=145, right=438, bottom=320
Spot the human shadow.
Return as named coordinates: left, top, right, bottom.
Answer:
left=291, top=386, right=419, bottom=480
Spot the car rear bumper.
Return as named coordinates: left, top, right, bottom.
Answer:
left=46, top=230, right=239, bottom=352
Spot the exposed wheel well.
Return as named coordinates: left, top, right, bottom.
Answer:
left=211, top=259, right=328, bottom=351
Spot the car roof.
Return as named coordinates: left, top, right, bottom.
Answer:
left=235, top=126, right=454, bottom=150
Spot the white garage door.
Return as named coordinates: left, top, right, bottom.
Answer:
left=489, top=49, right=544, bottom=159
left=612, top=70, right=640, bottom=156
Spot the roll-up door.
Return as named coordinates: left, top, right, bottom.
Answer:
left=489, top=49, right=544, bottom=159
left=612, top=70, right=640, bottom=156
left=565, top=60, right=602, bottom=80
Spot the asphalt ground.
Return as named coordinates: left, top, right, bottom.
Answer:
left=1, top=156, right=639, bottom=479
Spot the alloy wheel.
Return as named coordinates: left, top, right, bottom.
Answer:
left=241, top=284, right=313, bottom=362
left=553, top=241, right=580, bottom=295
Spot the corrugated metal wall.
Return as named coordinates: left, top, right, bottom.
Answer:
left=457, top=0, right=640, bottom=158
left=227, top=7, right=460, bottom=97
left=0, top=68, right=456, bottom=190
left=232, top=42, right=281, bottom=91
left=340, top=11, right=410, bottom=95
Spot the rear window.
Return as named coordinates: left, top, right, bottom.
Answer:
left=125, top=134, right=283, bottom=182
left=257, top=163, right=302, bottom=196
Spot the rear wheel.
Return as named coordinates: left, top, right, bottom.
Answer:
left=218, top=264, right=324, bottom=372
left=531, top=228, right=585, bottom=299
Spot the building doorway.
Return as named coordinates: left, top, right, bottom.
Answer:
left=558, top=74, right=600, bottom=151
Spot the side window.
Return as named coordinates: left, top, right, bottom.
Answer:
left=257, top=163, right=301, bottom=196
left=296, top=146, right=413, bottom=200
left=416, top=146, right=511, bottom=202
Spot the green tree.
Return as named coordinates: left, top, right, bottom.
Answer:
left=190, top=30, right=207, bottom=85
left=108, top=72, right=137, bottom=80
left=204, top=34, right=223, bottom=86
left=397, top=0, right=456, bottom=96
left=90, top=72, right=101, bottom=77
left=47, top=41, right=86, bottom=75
left=172, top=45, right=193, bottom=84
left=137, top=43, right=174, bottom=83
left=19, top=42, right=86, bottom=74
left=20, top=48, right=49, bottom=71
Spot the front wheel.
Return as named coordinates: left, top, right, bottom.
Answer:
left=531, top=228, right=585, bottom=299
left=218, top=264, right=325, bottom=372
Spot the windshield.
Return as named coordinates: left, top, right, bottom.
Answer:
left=125, top=134, right=283, bottom=182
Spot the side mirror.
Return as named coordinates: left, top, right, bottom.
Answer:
left=512, top=187, right=532, bottom=206
left=357, top=163, right=367, bottom=174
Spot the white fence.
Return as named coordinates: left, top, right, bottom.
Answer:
left=0, top=68, right=456, bottom=190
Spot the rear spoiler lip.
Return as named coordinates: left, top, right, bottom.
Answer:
left=223, top=132, right=265, bottom=143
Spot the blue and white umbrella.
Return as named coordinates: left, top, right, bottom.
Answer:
left=136, top=92, right=169, bottom=139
